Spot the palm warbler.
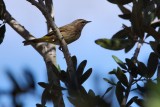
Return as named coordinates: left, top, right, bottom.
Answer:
left=23, top=19, right=91, bottom=45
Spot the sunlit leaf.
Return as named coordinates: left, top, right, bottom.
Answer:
left=112, top=55, right=127, bottom=69
left=95, top=38, right=132, bottom=50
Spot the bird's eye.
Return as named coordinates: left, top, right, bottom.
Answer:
left=81, top=21, right=86, bottom=24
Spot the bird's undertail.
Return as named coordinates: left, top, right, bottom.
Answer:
left=23, top=39, right=45, bottom=46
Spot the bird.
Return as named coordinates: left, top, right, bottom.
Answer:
left=23, top=19, right=91, bottom=46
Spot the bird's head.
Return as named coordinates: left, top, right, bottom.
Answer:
left=72, top=19, right=91, bottom=31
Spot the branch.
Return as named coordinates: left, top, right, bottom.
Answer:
left=26, top=0, right=75, bottom=74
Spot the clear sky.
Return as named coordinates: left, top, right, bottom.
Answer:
left=0, top=0, right=153, bottom=107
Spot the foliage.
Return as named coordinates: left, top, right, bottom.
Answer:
left=1, top=0, right=160, bottom=107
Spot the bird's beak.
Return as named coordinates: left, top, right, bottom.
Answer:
left=86, top=21, right=92, bottom=23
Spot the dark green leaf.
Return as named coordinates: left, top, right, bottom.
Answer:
left=102, top=87, right=113, bottom=98
left=116, top=67, right=128, bottom=87
left=119, top=14, right=131, bottom=20
left=0, top=24, right=6, bottom=44
left=118, top=4, right=131, bottom=14
left=108, top=69, right=117, bottom=75
left=95, top=38, right=132, bottom=50
left=125, top=58, right=138, bottom=78
left=0, top=0, right=6, bottom=20
left=149, top=41, right=160, bottom=55
left=112, top=27, right=131, bottom=39
left=116, top=81, right=125, bottom=105
left=147, top=52, right=158, bottom=78
left=138, top=62, right=148, bottom=77
left=38, top=82, right=48, bottom=88
left=79, top=68, right=92, bottom=85
left=143, top=1, right=156, bottom=26
left=103, top=78, right=116, bottom=85
left=71, top=56, right=77, bottom=71
left=112, top=55, right=127, bottom=69
left=88, top=89, right=95, bottom=97
left=126, top=96, right=138, bottom=107
left=124, top=41, right=136, bottom=53
left=134, top=99, right=144, bottom=107
left=76, top=60, right=87, bottom=77
left=131, top=0, right=144, bottom=38
left=107, top=0, right=133, bottom=5
left=144, top=25, right=160, bottom=40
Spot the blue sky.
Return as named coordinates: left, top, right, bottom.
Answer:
left=0, top=0, right=153, bottom=107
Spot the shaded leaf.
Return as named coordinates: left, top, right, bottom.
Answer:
left=144, top=25, right=160, bottom=40
left=147, top=52, right=158, bottom=78
left=71, top=56, right=77, bottom=71
left=79, top=68, right=92, bottom=85
left=0, top=24, right=6, bottom=44
left=102, top=86, right=113, bottom=98
left=134, top=99, right=144, bottom=107
left=95, top=38, right=132, bottom=50
left=125, top=58, right=138, bottom=77
left=38, top=82, right=48, bottom=88
left=116, top=67, right=128, bottom=87
left=116, top=81, right=125, bottom=105
left=76, top=60, right=87, bottom=77
left=119, top=14, right=131, bottom=20
left=131, top=0, right=144, bottom=38
left=118, top=4, right=131, bottom=14
left=0, top=0, right=6, bottom=20
left=88, top=89, right=95, bottom=97
left=112, top=55, right=127, bottom=70
left=126, top=96, right=138, bottom=107
left=103, top=78, right=116, bottom=85
left=107, top=0, right=133, bottom=5
left=138, top=62, right=148, bottom=77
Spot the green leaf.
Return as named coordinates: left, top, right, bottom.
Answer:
left=0, top=24, right=6, bottom=44
left=112, top=27, right=131, bottom=39
left=79, top=68, right=92, bottom=85
left=126, top=96, right=138, bottom=107
left=116, top=67, right=128, bottom=87
left=76, top=60, right=87, bottom=77
left=131, top=0, right=144, bottom=38
left=0, top=0, right=6, bottom=20
left=147, top=52, right=158, bottom=78
left=118, top=4, right=131, bottom=14
left=71, top=56, right=77, bottom=71
left=144, top=25, right=160, bottom=40
left=107, top=0, right=133, bottom=5
left=95, top=38, right=131, bottom=50
left=116, top=81, right=125, bottom=105
left=124, top=41, right=136, bottom=53
left=138, top=62, right=149, bottom=77
left=134, top=99, right=144, bottom=107
left=103, top=78, right=116, bottom=85
left=112, top=55, right=127, bottom=70
left=119, top=14, right=131, bottom=20
left=38, top=82, right=48, bottom=88
left=102, top=87, right=113, bottom=98
left=88, top=89, right=95, bottom=97
left=125, top=58, right=138, bottom=78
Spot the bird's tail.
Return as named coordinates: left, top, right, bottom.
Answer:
left=23, top=39, right=46, bottom=46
